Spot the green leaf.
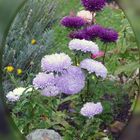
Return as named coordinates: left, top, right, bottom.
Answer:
left=115, top=62, right=140, bottom=75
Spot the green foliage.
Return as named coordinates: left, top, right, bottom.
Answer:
left=3, top=0, right=64, bottom=92
left=8, top=74, right=130, bottom=140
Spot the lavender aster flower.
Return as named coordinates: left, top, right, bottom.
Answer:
left=80, top=59, right=107, bottom=79
left=33, top=73, right=55, bottom=89
left=80, top=102, right=103, bottom=118
left=81, top=0, right=106, bottom=12
left=61, top=16, right=86, bottom=28
left=99, top=28, right=118, bottom=42
left=69, top=29, right=90, bottom=40
left=86, top=24, right=104, bottom=39
left=56, top=66, right=85, bottom=95
left=41, top=53, right=72, bottom=73
left=69, top=39, right=99, bottom=54
left=41, top=85, right=60, bottom=97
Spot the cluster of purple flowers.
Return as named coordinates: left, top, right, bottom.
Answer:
left=69, top=24, right=118, bottom=43
left=60, top=0, right=118, bottom=43
left=33, top=53, right=85, bottom=96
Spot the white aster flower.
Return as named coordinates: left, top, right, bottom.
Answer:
left=80, top=58, right=107, bottom=79
left=41, top=53, right=72, bottom=73
left=69, top=39, right=99, bottom=54
left=6, top=87, right=32, bottom=102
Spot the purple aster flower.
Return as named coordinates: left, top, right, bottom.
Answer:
left=80, top=58, right=107, bottom=79
left=69, top=39, right=99, bottom=54
left=98, top=28, right=118, bottom=42
left=41, top=85, right=60, bottom=97
left=33, top=73, right=55, bottom=89
left=61, top=16, right=86, bottom=28
left=69, top=29, right=90, bottom=40
left=80, top=102, right=103, bottom=118
left=81, top=0, right=106, bottom=12
left=41, top=53, right=72, bottom=73
left=56, top=66, right=85, bottom=95
left=86, top=24, right=104, bottom=39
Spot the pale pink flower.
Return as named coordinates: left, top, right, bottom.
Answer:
left=91, top=51, right=104, bottom=59
left=77, top=10, right=93, bottom=23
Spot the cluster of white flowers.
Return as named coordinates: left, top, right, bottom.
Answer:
left=6, top=87, right=32, bottom=102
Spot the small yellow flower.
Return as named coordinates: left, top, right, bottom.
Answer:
left=31, top=39, right=37, bottom=45
left=5, top=66, right=14, bottom=73
left=17, top=69, right=23, bottom=75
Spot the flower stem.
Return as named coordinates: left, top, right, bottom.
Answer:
left=86, top=75, right=90, bottom=100
left=8, top=73, right=19, bottom=87
left=75, top=55, right=78, bottom=66
left=92, top=12, right=95, bottom=24
left=102, top=43, right=108, bottom=64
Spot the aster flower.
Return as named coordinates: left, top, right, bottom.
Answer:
left=69, top=39, right=99, bottom=54
left=69, top=29, right=90, bottom=40
left=80, top=102, right=103, bottom=118
left=77, top=10, right=93, bottom=23
left=61, top=16, right=86, bottom=28
left=91, top=51, right=104, bottom=59
left=41, top=85, right=60, bottom=97
left=81, top=0, right=106, bottom=12
left=86, top=24, right=104, bottom=39
left=6, top=87, right=32, bottom=102
left=56, top=66, right=85, bottom=95
left=33, top=73, right=55, bottom=89
left=80, top=58, right=107, bottom=79
left=41, top=53, right=72, bottom=73
left=98, top=28, right=118, bottom=42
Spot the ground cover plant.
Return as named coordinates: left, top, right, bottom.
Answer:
left=4, top=0, right=139, bottom=140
